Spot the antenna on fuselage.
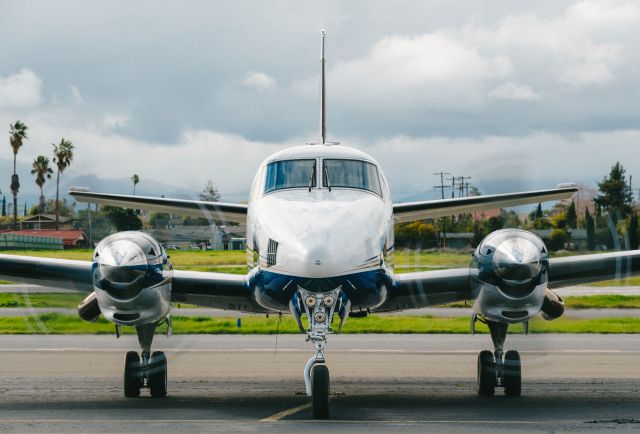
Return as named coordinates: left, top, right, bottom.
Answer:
left=320, top=29, right=326, bottom=145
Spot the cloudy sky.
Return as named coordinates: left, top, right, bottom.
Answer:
left=1, top=0, right=639, bottom=202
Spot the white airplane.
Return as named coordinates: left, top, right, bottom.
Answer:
left=0, top=31, right=638, bottom=419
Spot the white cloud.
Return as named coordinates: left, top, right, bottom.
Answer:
left=466, top=0, right=639, bottom=88
left=361, top=129, right=640, bottom=197
left=488, top=82, right=540, bottom=101
left=102, top=113, right=130, bottom=130
left=242, top=71, right=277, bottom=92
left=0, top=69, right=42, bottom=109
left=294, top=32, right=512, bottom=110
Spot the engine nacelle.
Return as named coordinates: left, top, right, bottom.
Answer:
left=92, top=231, right=172, bottom=326
left=471, top=229, right=549, bottom=323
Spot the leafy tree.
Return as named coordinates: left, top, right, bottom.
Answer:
left=30, top=155, right=53, bottom=214
left=471, top=220, right=486, bottom=247
left=183, top=217, right=211, bottom=226
left=594, top=162, right=633, bottom=223
left=132, top=174, right=139, bottom=195
left=535, top=203, right=543, bottom=219
left=52, top=138, right=74, bottom=230
left=395, top=221, right=437, bottom=248
left=585, top=209, right=595, bottom=250
left=29, top=199, right=75, bottom=217
left=484, top=215, right=505, bottom=233
left=9, top=121, right=27, bottom=228
left=76, top=208, right=116, bottom=240
left=200, top=179, right=220, bottom=202
left=630, top=212, right=638, bottom=250
left=566, top=200, right=577, bottom=229
left=1, top=197, right=5, bottom=217
left=102, top=206, right=142, bottom=231
left=547, top=229, right=569, bottom=251
left=149, top=212, right=169, bottom=228
left=550, top=211, right=568, bottom=230
left=502, top=210, right=520, bottom=228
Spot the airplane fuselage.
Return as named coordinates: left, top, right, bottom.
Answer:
left=246, top=144, right=395, bottom=312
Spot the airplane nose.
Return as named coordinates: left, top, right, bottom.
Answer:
left=305, top=244, right=328, bottom=267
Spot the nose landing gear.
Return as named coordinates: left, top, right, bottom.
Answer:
left=474, top=318, right=522, bottom=397
left=296, top=287, right=347, bottom=419
left=123, top=322, right=168, bottom=398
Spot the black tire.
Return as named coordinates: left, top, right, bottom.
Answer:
left=311, top=364, right=330, bottom=419
left=503, top=350, right=521, bottom=397
left=124, top=351, right=141, bottom=398
left=477, top=350, right=495, bottom=397
left=149, top=351, right=167, bottom=398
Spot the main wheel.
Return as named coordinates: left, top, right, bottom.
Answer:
left=477, top=350, right=495, bottom=397
left=124, top=351, right=141, bottom=398
left=503, top=350, right=521, bottom=397
left=149, top=351, right=167, bottom=398
left=311, top=364, right=330, bottom=419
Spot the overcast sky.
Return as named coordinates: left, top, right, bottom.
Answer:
left=0, top=0, right=639, bottom=201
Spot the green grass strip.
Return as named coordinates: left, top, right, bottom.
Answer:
left=1, top=313, right=640, bottom=334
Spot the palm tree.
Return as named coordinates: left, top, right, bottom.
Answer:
left=31, top=155, right=53, bottom=215
left=9, top=121, right=28, bottom=228
left=52, top=139, right=74, bottom=230
left=132, top=174, right=139, bottom=195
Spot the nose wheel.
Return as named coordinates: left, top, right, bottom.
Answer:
left=123, top=323, right=168, bottom=398
left=311, top=363, right=330, bottom=419
left=476, top=320, right=522, bottom=397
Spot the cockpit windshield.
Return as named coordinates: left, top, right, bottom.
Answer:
left=264, top=159, right=316, bottom=193
left=323, top=159, right=382, bottom=196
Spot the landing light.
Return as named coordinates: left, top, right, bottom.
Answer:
left=323, top=295, right=335, bottom=307
left=305, top=296, right=317, bottom=307
left=314, top=312, right=326, bottom=323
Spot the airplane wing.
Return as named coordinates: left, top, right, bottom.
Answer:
left=172, top=269, right=268, bottom=313
left=70, top=191, right=247, bottom=224
left=547, top=251, right=640, bottom=289
left=378, top=249, right=640, bottom=312
left=0, top=254, right=94, bottom=291
left=393, top=186, right=577, bottom=223
left=0, top=253, right=266, bottom=312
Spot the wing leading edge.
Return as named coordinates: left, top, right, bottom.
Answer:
left=393, top=186, right=577, bottom=223
left=0, top=254, right=265, bottom=312
left=378, top=250, right=640, bottom=312
left=70, top=191, right=247, bottom=225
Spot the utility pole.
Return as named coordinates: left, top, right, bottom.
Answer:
left=433, top=172, right=451, bottom=250
left=446, top=175, right=456, bottom=198
left=464, top=181, right=472, bottom=197
left=459, top=176, right=471, bottom=197
left=433, top=172, right=450, bottom=199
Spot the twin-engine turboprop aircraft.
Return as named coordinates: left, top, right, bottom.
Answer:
left=1, top=31, right=639, bottom=419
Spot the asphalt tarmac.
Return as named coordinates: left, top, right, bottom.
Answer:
left=0, top=334, right=639, bottom=433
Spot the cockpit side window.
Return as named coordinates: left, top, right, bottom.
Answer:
left=322, top=159, right=382, bottom=196
left=264, top=159, right=316, bottom=193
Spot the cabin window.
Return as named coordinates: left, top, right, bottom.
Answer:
left=322, top=159, right=382, bottom=196
left=264, top=159, right=316, bottom=193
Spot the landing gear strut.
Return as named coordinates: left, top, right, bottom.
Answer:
left=476, top=319, right=521, bottom=397
left=299, top=287, right=344, bottom=419
left=123, top=322, right=168, bottom=398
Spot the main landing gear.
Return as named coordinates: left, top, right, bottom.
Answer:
left=474, top=318, right=521, bottom=397
left=123, top=322, right=168, bottom=398
left=299, top=287, right=344, bottom=419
